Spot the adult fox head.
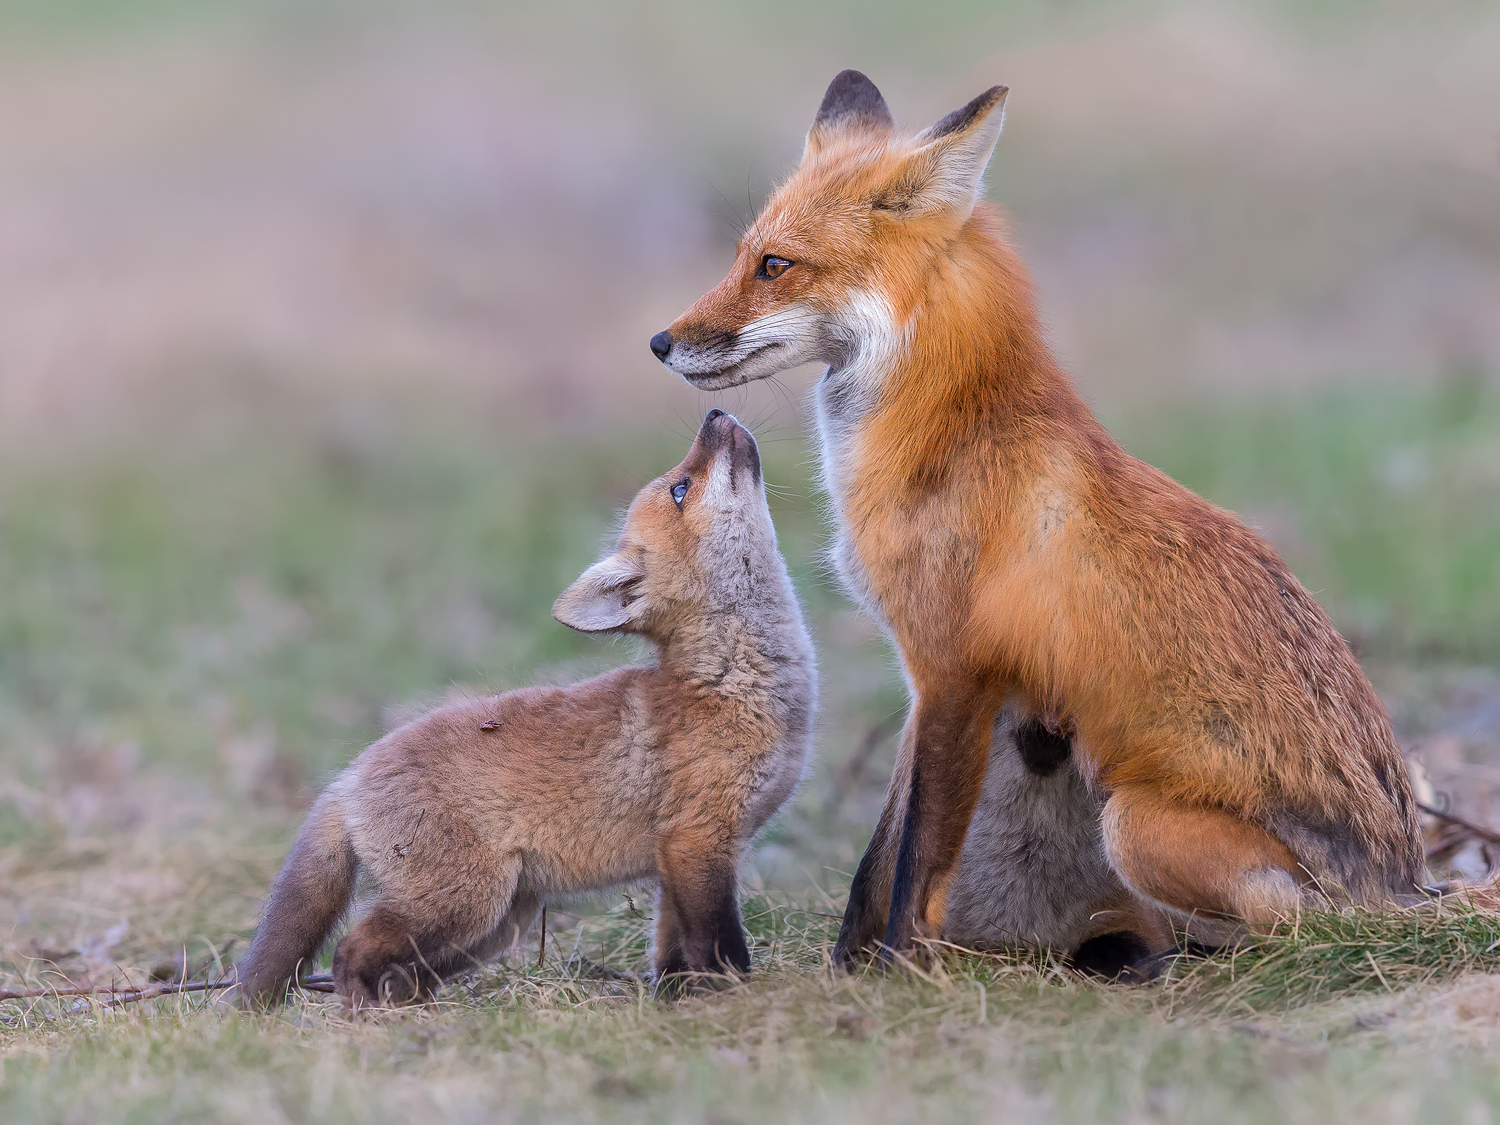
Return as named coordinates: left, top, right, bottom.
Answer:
left=650, top=70, right=1008, bottom=390
left=553, top=410, right=781, bottom=640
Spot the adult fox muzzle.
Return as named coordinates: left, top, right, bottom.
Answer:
left=230, top=412, right=816, bottom=1009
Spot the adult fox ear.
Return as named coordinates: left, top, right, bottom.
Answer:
left=874, top=85, right=1008, bottom=219
left=552, top=550, right=648, bottom=634
left=804, top=69, right=894, bottom=161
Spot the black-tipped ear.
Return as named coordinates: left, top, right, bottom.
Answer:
left=876, top=84, right=1008, bottom=219
left=917, top=85, right=1008, bottom=144
left=806, top=70, right=893, bottom=158
left=813, top=70, right=893, bottom=133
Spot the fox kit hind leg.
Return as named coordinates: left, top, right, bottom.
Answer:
left=944, top=711, right=1173, bottom=970
left=333, top=850, right=524, bottom=1011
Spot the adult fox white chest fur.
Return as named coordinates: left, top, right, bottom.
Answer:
left=651, top=71, right=1422, bottom=976
left=232, top=412, right=816, bottom=1009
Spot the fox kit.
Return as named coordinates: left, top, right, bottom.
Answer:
left=651, top=72, right=1422, bottom=975
left=232, top=412, right=816, bottom=1008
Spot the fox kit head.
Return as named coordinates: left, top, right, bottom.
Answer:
left=553, top=411, right=787, bottom=641
left=650, top=70, right=1008, bottom=390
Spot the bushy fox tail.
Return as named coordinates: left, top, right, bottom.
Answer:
left=231, top=791, right=357, bottom=1009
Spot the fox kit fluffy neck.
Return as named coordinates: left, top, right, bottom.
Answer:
left=650, top=541, right=815, bottom=751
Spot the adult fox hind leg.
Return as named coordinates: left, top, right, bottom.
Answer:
left=1069, top=889, right=1177, bottom=980
left=1102, top=784, right=1309, bottom=944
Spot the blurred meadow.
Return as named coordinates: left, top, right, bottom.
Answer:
left=1, top=0, right=1499, bottom=1121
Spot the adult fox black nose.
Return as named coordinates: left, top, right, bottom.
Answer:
left=649, top=331, right=673, bottom=361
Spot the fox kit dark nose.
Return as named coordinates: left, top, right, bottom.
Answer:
left=695, top=411, right=760, bottom=482
left=649, top=331, right=673, bottom=361
left=698, top=409, right=729, bottom=446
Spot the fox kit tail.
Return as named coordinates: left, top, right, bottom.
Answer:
left=231, top=791, right=357, bottom=1008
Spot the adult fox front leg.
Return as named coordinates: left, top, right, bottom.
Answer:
left=838, top=676, right=1003, bottom=958
left=650, top=71, right=1423, bottom=969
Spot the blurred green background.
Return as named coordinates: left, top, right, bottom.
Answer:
left=0, top=0, right=1497, bottom=865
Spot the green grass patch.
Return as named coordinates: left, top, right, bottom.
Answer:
left=5, top=890, right=1500, bottom=1123
left=1115, top=375, right=1500, bottom=660
left=1162, top=902, right=1500, bottom=1017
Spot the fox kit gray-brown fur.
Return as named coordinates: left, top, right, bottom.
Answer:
left=232, top=411, right=816, bottom=1010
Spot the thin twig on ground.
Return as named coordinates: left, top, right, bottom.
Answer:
left=1419, top=802, right=1500, bottom=847
left=0, top=973, right=336, bottom=1007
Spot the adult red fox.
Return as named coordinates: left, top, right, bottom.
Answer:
left=651, top=71, right=1423, bottom=974
left=232, top=412, right=816, bottom=1008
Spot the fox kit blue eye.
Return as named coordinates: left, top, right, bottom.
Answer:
left=671, top=479, right=690, bottom=507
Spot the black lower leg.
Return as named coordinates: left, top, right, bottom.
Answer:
left=1074, top=934, right=1224, bottom=983
left=879, top=765, right=923, bottom=961
left=659, top=869, right=749, bottom=988
left=833, top=798, right=903, bottom=965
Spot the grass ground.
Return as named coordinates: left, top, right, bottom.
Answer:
left=2, top=379, right=1499, bottom=1122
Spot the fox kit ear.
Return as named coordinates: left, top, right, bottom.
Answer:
left=876, top=85, right=1008, bottom=219
left=805, top=69, right=894, bottom=160
left=552, top=550, right=648, bottom=634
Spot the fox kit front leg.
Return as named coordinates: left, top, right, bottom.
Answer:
left=654, top=829, right=750, bottom=988
left=836, top=680, right=1000, bottom=963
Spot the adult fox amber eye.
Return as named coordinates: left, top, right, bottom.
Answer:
left=671, top=479, right=690, bottom=507
left=759, top=256, right=793, bottom=280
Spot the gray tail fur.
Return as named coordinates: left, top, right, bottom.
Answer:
left=231, top=791, right=356, bottom=1008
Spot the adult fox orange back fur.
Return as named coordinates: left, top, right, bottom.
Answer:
left=651, top=71, right=1423, bottom=974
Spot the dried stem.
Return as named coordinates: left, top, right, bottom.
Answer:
left=1419, top=802, right=1500, bottom=847
left=1, top=973, right=336, bottom=1007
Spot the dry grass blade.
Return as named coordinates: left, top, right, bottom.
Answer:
left=0, top=978, right=229, bottom=1003
left=0, top=973, right=337, bottom=1007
